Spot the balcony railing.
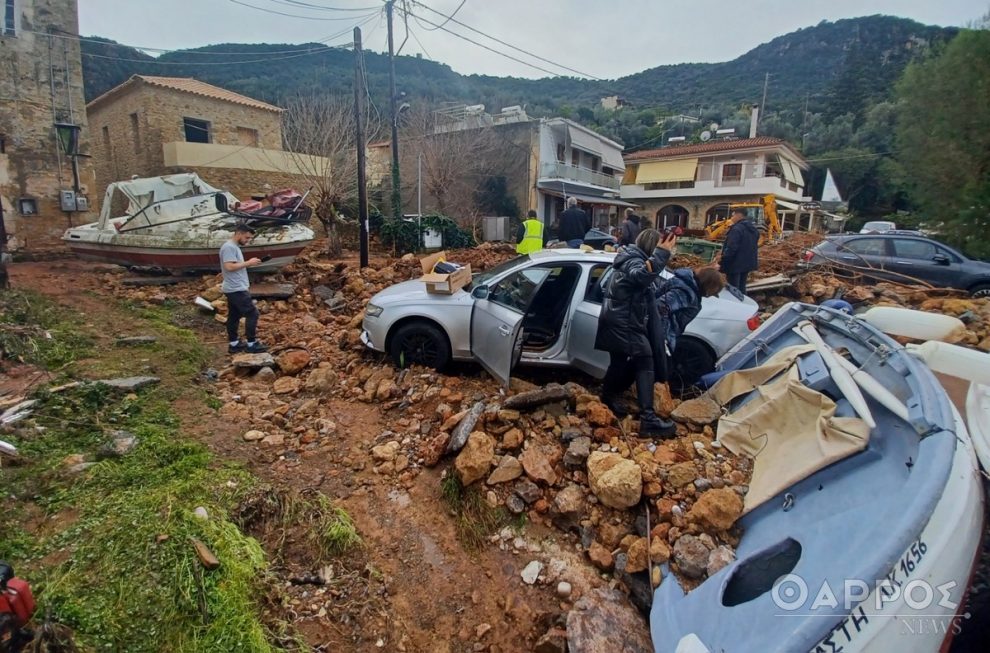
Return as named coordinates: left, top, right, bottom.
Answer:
left=539, top=161, right=621, bottom=190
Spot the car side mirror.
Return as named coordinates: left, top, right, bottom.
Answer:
left=932, top=254, right=950, bottom=265
left=471, top=285, right=489, bottom=300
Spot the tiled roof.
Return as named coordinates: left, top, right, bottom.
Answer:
left=87, top=75, right=283, bottom=113
left=625, top=137, right=790, bottom=161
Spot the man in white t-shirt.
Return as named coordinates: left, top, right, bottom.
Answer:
left=220, top=224, right=266, bottom=354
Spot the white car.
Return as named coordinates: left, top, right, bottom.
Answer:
left=859, top=220, right=896, bottom=234
left=361, top=249, right=761, bottom=386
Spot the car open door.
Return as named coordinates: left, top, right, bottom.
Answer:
left=471, top=267, right=551, bottom=386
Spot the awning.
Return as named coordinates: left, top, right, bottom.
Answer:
left=780, top=158, right=805, bottom=186
left=601, top=147, right=625, bottom=172
left=635, top=158, right=698, bottom=184
left=568, top=125, right=602, bottom=156
left=775, top=198, right=801, bottom=211
left=541, top=188, right=636, bottom=208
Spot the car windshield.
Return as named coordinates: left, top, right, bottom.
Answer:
left=472, top=255, right=528, bottom=286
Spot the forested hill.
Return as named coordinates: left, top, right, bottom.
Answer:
left=82, top=15, right=954, bottom=118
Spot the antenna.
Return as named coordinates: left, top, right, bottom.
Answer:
left=700, top=130, right=712, bottom=142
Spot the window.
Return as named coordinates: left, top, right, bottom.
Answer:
left=556, top=144, right=565, bottom=163
left=0, top=133, right=5, bottom=153
left=843, top=238, right=888, bottom=257
left=237, top=126, right=259, bottom=147
left=645, top=180, right=695, bottom=190
left=584, top=264, right=611, bottom=303
left=130, top=113, right=141, bottom=152
left=18, top=198, right=37, bottom=215
left=721, top=163, right=742, bottom=184
left=892, top=239, right=936, bottom=260
left=183, top=117, right=210, bottom=143
left=489, top=267, right=550, bottom=313
left=101, top=126, right=110, bottom=150
left=3, top=0, right=16, bottom=37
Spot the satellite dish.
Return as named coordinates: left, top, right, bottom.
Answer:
left=700, top=130, right=712, bottom=142
left=710, top=122, right=720, bottom=131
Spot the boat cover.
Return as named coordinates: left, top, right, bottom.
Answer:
left=711, top=344, right=871, bottom=513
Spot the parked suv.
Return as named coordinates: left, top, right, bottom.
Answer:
left=800, top=233, right=990, bottom=297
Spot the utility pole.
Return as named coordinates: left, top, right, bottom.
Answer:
left=0, top=197, right=9, bottom=288
left=354, top=26, right=369, bottom=268
left=759, top=72, right=770, bottom=127
left=386, top=0, right=402, bottom=220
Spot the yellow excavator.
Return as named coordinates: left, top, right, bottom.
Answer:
left=703, top=194, right=783, bottom=245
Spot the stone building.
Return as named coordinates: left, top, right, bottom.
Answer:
left=0, top=0, right=97, bottom=253
left=87, top=75, right=328, bottom=206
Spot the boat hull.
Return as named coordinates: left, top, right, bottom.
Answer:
left=65, top=239, right=309, bottom=273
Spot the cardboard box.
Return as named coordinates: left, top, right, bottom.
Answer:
left=419, top=251, right=472, bottom=295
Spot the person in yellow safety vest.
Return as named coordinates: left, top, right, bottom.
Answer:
left=516, top=210, right=545, bottom=254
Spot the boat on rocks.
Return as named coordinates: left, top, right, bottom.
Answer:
left=63, top=173, right=314, bottom=272
left=653, top=302, right=985, bottom=653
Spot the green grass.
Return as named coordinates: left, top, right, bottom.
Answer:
left=1, top=294, right=360, bottom=652
left=439, top=474, right=520, bottom=550
left=0, top=289, right=91, bottom=369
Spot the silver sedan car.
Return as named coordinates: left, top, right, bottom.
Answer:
left=361, top=249, right=760, bottom=386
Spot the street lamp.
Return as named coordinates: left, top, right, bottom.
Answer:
left=53, top=122, right=82, bottom=204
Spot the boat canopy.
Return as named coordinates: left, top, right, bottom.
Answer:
left=98, top=173, right=237, bottom=230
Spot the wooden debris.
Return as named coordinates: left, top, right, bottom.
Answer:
left=190, top=538, right=220, bottom=570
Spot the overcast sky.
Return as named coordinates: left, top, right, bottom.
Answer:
left=78, top=0, right=987, bottom=79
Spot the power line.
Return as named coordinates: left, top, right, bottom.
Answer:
left=418, top=0, right=467, bottom=31
left=407, top=0, right=603, bottom=80
left=397, top=6, right=562, bottom=78
left=267, top=0, right=381, bottom=10
left=228, top=0, right=378, bottom=21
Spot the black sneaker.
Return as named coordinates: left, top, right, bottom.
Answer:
left=638, top=413, right=677, bottom=439
left=245, top=341, right=268, bottom=353
left=228, top=341, right=247, bottom=354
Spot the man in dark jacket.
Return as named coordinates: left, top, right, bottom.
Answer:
left=595, top=229, right=677, bottom=438
left=618, top=208, right=642, bottom=247
left=558, top=197, right=591, bottom=247
left=719, top=208, right=759, bottom=294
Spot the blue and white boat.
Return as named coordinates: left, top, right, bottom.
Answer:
left=651, top=302, right=986, bottom=653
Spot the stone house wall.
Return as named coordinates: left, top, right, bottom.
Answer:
left=0, top=0, right=97, bottom=253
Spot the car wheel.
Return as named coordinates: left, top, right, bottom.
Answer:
left=389, top=321, right=451, bottom=370
left=669, top=337, right=716, bottom=391
left=970, top=284, right=990, bottom=299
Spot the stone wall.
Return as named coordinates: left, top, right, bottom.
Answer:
left=88, top=83, right=284, bottom=201
left=0, top=0, right=97, bottom=253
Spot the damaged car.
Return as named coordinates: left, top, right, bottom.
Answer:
left=361, top=249, right=761, bottom=386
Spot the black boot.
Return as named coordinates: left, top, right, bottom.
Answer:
left=601, top=392, right=630, bottom=418
left=636, top=370, right=676, bottom=439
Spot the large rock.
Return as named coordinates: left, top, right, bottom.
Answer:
left=587, top=541, right=614, bottom=571
left=272, top=376, right=300, bottom=394
left=96, top=376, right=161, bottom=392
left=231, top=353, right=275, bottom=369
left=277, top=349, right=312, bottom=375
left=552, top=484, right=586, bottom=517
left=687, top=488, right=744, bottom=531
left=371, top=441, right=401, bottom=463
left=503, top=383, right=569, bottom=410
left=486, top=456, right=523, bottom=484
left=520, top=446, right=557, bottom=485
left=585, top=402, right=614, bottom=427
left=666, top=461, right=698, bottom=488
left=305, top=367, right=335, bottom=392
left=563, top=436, right=592, bottom=467
left=454, top=431, right=495, bottom=485
left=673, top=534, right=710, bottom=579
left=566, top=588, right=653, bottom=653
left=447, top=401, right=486, bottom=453
left=671, top=395, right=722, bottom=427
left=587, top=452, right=642, bottom=509
left=625, top=537, right=649, bottom=573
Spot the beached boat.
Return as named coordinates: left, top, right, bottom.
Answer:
left=652, top=302, right=985, bottom=653
left=63, top=173, right=314, bottom=272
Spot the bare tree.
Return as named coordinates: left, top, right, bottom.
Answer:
left=281, top=93, right=382, bottom=256
left=398, top=107, right=521, bottom=238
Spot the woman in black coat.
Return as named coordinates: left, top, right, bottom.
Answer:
left=595, top=228, right=677, bottom=438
